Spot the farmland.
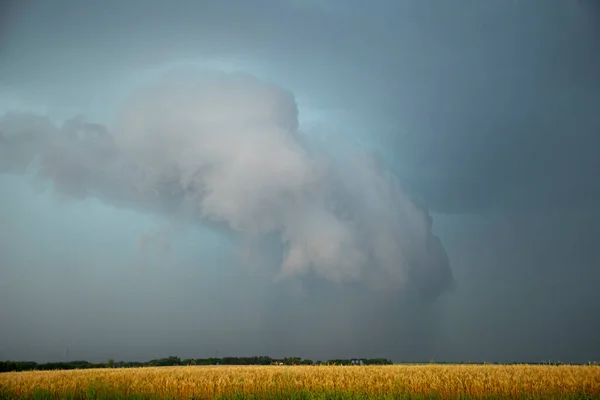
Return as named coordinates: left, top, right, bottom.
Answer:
left=1, top=364, right=599, bottom=399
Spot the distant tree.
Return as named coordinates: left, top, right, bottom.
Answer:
left=107, top=359, right=114, bottom=368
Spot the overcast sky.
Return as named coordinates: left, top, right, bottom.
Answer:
left=1, top=0, right=599, bottom=364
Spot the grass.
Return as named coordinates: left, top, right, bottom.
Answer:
left=1, top=364, right=599, bottom=399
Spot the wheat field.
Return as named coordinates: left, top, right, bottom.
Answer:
left=1, top=364, right=599, bottom=399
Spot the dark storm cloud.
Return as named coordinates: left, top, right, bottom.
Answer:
left=0, top=71, right=453, bottom=298
left=0, top=70, right=453, bottom=363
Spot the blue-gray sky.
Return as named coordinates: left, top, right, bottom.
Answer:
left=0, top=0, right=599, bottom=363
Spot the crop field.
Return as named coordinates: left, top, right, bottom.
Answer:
left=1, top=364, right=599, bottom=399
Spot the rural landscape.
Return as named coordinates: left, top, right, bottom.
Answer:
left=2, top=0, right=600, bottom=399
left=1, top=357, right=599, bottom=399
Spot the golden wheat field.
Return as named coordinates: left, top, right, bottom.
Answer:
left=1, top=364, right=599, bottom=399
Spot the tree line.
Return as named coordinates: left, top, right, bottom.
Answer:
left=0, top=356, right=393, bottom=372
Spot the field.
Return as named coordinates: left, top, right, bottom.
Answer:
left=1, top=364, right=599, bottom=399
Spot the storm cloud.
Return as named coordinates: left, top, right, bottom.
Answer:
left=1, top=0, right=599, bottom=364
left=1, top=70, right=452, bottom=298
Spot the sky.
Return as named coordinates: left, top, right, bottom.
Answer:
left=0, top=0, right=599, bottom=364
